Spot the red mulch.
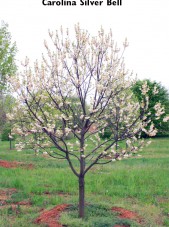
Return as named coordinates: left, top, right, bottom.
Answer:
left=112, top=207, right=143, bottom=224
left=0, top=160, right=18, bottom=168
left=0, top=160, right=33, bottom=169
left=34, top=204, right=70, bottom=227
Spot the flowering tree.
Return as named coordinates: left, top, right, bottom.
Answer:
left=8, top=25, right=165, bottom=218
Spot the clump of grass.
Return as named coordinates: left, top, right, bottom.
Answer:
left=10, top=191, right=29, bottom=203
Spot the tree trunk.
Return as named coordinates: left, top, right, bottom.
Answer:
left=79, top=175, right=85, bottom=218
left=9, top=139, right=12, bottom=150
left=79, top=135, right=85, bottom=218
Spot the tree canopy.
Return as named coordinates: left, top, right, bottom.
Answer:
left=132, top=79, right=169, bottom=137
left=0, top=21, right=17, bottom=91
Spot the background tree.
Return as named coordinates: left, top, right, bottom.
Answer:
left=132, top=79, right=169, bottom=137
left=8, top=25, right=165, bottom=218
left=0, top=21, right=17, bottom=90
left=0, top=21, right=17, bottom=135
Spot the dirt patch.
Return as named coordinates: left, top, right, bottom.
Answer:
left=0, top=188, right=17, bottom=201
left=0, top=160, right=33, bottom=169
left=0, top=201, right=31, bottom=210
left=57, top=191, right=71, bottom=198
left=0, top=188, right=31, bottom=210
left=34, top=204, right=70, bottom=227
left=41, top=191, right=70, bottom=198
left=1, top=201, right=31, bottom=211
left=20, top=163, right=34, bottom=169
left=113, top=225, right=128, bottom=227
left=16, top=200, right=31, bottom=206
left=0, top=188, right=17, bottom=208
left=157, top=197, right=169, bottom=204
left=112, top=207, right=143, bottom=224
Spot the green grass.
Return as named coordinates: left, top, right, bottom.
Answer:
left=0, top=138, right=169, bottom=226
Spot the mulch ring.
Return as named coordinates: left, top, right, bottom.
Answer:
left=34, top=204, right=144, bottom=227
left=0, top=160, right=33, bottom=169
left=34, top=204, right=70, bottom=227
left=112, top=207, right=143, bottom=224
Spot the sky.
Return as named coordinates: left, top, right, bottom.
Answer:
left=1, top=0, right=169, bottom=90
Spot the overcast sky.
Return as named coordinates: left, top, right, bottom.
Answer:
left=1, top=0, right=169, bottom=90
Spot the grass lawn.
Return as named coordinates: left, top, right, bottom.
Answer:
left=0, top=138, right=169, bottom=226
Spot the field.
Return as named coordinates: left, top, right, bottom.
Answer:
left=0, top=138, right=169, bottom=227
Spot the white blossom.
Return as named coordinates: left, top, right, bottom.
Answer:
left=163, top=116, right=169, bottom=122
left=141, top=81, right=149, bottom=95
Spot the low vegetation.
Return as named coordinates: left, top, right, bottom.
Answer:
left=0, top=138, right=169, bottom=226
